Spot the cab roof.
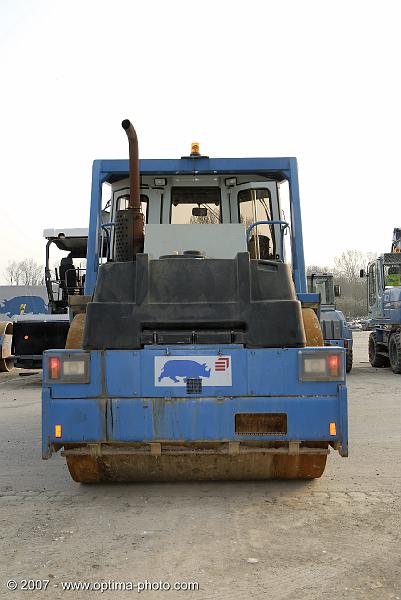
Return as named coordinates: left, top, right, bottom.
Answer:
left=94, top=157, right=298, bottom=184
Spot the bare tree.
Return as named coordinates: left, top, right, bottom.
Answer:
left=189, top=213, right=220, bottom=224
left=306, top=265, right=332, bottom=275
left=4, top=261, right=23, bottom=285
left=4, top=259, right=44, bottom=285
left=307, top=250, right=377, bottom=318
left=334, top=250, right=366, bottom=281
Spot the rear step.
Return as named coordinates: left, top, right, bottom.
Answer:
left=62, top=442, right=329, bottom=457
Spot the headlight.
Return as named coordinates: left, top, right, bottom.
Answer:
left=46, top=353, right=90, bottom=384
left=299, top=350, right=344, bottom=381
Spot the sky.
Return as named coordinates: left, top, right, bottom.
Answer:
left=0, top=0, right=400, bottom=282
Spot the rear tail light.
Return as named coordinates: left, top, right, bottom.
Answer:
left=299, top=350, right=344, bottom=381
left=46, top=353, right=90, bottom=384
left=327, top=354, right=340, bottom=377
left=49, top=357, right=61, bottom=380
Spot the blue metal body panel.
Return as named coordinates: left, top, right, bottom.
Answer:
left=326, top=338, right=353, bottom=349
left=42, top=346, right=348, bottom=458
left=297, top=292, right=320, bottom=305
left=43, top=393, right=106, bottom=443
left=44, top=395, right=345, bottom=444
left=382, top=287, right=401, bottom=325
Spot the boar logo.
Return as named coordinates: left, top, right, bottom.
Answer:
left=158, top=360, right=211, bottom=383
left=0, top=295, right=48, bottom=318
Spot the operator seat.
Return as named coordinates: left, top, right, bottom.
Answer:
left=59, top=255, right=77, bottom=301
left=248, top=234, right=272, bottom=259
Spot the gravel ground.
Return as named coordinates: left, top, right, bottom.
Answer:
left=0, top=331, right=400, bottom=599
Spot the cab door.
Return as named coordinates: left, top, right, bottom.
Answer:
left=228, top=182, right=282, bottom=260
left=368, top=262, right=382, bottom=319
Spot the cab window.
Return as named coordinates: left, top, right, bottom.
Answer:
left=384, top=264, right=401, bottom=287
left=170, top=187, right=221, bottom=224
left=116, top=193, right=149, bottom=222
left=307, top=276, right=334, bottom=305
left=368, top=263, right=377, bottom=305
left=238, top=189, right=275, bottom=259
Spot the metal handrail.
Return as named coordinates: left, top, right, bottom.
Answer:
left=100, top=222, right=115, bottom=261
left=246, top=220, right=290, bottom=259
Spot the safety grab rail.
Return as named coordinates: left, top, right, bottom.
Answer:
left=100, top=222, right=115, bottom=261
left=246, top=220, right=290, bottom=260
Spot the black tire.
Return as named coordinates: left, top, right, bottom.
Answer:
left=368, top=332, right=390, bottom=368
left=389, top=331, right=401, bottom=374
left=346, top=348, right=353, bottom=373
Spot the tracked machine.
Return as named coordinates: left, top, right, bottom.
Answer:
left=41, top=121, right=348, bottom=482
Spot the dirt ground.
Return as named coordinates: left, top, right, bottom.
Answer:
left=0, top=331, right=400, bottom=599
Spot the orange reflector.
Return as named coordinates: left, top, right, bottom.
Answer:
left=55, top=424, right=62, bottom=438
left=329, top=422, right=337, bottom=436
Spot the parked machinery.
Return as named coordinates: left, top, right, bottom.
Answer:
left=0, top=230, right=87, bottom=371
left=41, top=121, right=348, bottom=482
left=307, top=273, right=353, bottom=373
left=361, top=228, right=401, bottom=374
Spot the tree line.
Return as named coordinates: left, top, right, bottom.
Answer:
left=3, top=259, right=44, bottom=286
left=3, top=251, right=373, bottom=318
left=307, top=249, right=376, bottom=319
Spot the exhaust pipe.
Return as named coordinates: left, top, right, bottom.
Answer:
left=121, top=119, right=144, bottom=257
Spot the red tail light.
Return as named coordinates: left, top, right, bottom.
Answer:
left=299, top=350, right=345, bottom=381
left=327, top=354, right=340, bottom=377
left=49, top=357, right=61, bottom=380
left=46, top=353, right=90, bottom=384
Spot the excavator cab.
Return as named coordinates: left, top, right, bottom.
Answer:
left=362, top=231, right=401, bottom=373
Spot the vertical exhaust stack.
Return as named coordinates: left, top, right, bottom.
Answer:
left=121, top=119, right=144, bottom=258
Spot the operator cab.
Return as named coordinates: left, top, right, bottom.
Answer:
left=44, top=228, right=88, bottom=314
left=307, top=274, right=340, bottom=307
left=106, top=171, right=285, bottom=263
left=365, top=253, right=401, bottom=319
left=83, top=153, right=306, bottom=351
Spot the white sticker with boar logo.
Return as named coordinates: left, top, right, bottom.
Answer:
left=155, top=355, right=232, bottom=387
